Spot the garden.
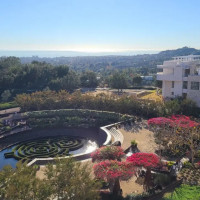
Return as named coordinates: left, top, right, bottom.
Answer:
left=89, top=115, right=200, bottom=199
left=0, top=104, right=200, bottom=199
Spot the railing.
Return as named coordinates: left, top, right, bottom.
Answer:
left=100, top=121, right=124, bottom=145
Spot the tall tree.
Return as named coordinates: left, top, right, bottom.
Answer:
left=109, top=72, right=128, bottom=93
left=45, top=157, right=101, bottom=200
left=0, top=163, right=51, bottom=200
left=80, top=71, right=98, bottom=87
left=132, top=75, right=142, bottom=86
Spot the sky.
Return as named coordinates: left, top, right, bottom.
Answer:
left=0, top=0, right=200, bottom=53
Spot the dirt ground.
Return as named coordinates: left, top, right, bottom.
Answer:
left=120, top=120, right=158, bottom=153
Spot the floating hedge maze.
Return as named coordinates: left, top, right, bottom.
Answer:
left=4, top=136, right=85, bottom=162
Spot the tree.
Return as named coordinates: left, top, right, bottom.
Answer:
left=93, top=160, right=135, bottom=196
left=1, top=90, right=11, bottom=102
left=127, top=153, right=161, bottom=191
left=132, top=75, right=142, bottom=86
left=80, top=71, right=98, bottom=87
left=0, top=158, right=101, bottom=200
left=45, top=157, right=101, bottom=200
left=0, top=163, right=51, bottom=200
left=109, top=72, right=128, bottom=93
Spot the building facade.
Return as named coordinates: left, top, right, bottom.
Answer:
left=157, top=55, right=200, bottom=107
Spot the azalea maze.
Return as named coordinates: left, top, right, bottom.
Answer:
left=4, top=136, right=85, bottom=162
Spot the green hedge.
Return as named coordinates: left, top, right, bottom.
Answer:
left=24, top=109, right=134, bottom=128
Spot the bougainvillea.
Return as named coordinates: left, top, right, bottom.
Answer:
left=93, top=160, right=135, bottom=181
left=91, top=146, right=125, bottom=162
left=148, top=115, right=200, bottom=165
left=148, top=117, right=173, bottom=126
left=170, top=115, right=199, bottom=128
left=126, top=153, right=161, bottom=168
left=148, top=115, right=199, bottom=128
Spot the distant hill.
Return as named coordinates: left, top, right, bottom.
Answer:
left=158, top=46, right=200, bottom=58
left=12, top=47, right=200, bottom=74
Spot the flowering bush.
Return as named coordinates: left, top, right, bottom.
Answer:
left=126, top=153, right=161, bottom=168
left=148, top=115, right=199, bottom=128
left=170, top=115, right=199, bottom=128
left=148, top=115, right=200, bottom=164
left=148, top=117, right=173, bottom=126
left=91, top=146, right=125, bottom=162
left=93, top=160, right=135, bottom=181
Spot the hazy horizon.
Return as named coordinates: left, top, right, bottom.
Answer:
left=0, top=49, right=159, bottom=57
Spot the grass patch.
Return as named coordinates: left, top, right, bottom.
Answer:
left=0, top=101, right=18, bottom=110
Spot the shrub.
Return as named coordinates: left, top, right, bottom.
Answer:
left=183, top=161, right=193, bottom=169
left=170, top=185, right=200, bottom=200
left=131, top=140, right=137, bottom=146
left=91, top=146, right=125, bottom=162
left=127, top=153, right=161, bottom=168
left=93, top=160, right=135, bottom=181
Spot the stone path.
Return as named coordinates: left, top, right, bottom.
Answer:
left=119, top=120, right=158, bottom=196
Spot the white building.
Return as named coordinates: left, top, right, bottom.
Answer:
left=157, top=55, right=200, bottom=107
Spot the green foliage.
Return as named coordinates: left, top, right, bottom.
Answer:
left=109, top=72, right=128, bottom=92
left=4, top=126, right=11, bottom=131
left=0, top=101, right=18, bottom=110
left=0, top=162, right=51, bottom=200
left=163, top=98, right=200, bottom=117
left=167, top=161, right=176, bottom=168
left=0, top=158, right=101, bottom=200
left=131, top=140, right=137, bottom=146
left=170, top=185, right=200, bottom=200
left=80, top=71, right=98, bottom=87
left=16, top=90, right=160, bottom=118
left=132, top=75, right=142, bottom=86
left=1, top=90, right=12, bottom=102
left=25, top=109, right=133, bottom=128
left=124, top=192, right=151, bottom=200
left=45, top=157, right=101, bottom=200
left=183, top=161, right=193, bottom=169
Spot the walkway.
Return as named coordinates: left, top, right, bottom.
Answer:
left=0, top=107, right=20, bottom=115
left=119, top=120, right=158, bottom=153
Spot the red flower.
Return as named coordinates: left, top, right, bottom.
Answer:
left=91, top=146, right=125, bottom=162
left=148, top=117, right=173, bottom=126
left=93, top=160, right=135, bottom=181
left=126, top=153, right=161, bottom=168
left=148, top=115, right=199, bottom=129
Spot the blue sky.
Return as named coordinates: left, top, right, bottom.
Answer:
left=0, top=0, right=200, bottom=52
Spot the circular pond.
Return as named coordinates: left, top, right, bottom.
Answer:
left=0, top=127, right=104, bottom=169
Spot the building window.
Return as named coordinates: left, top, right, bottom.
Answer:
left=172, top=81, right=174, bottom=88
left=171, top=92, right=174, bottom=96
left=183, top=81, right=188, bottom=89
left=184, top=69, right=190, bottom=77
left=191, top=82, right=199, bottom=90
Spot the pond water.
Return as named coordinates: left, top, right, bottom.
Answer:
left=0, top=136, right=98, bottom=169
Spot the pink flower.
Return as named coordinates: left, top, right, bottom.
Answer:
left=93, top=160, right=135, bottom=181
left=126, top=153, right=161, bottom=168
left=91, top=146, right=125, bottom=162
